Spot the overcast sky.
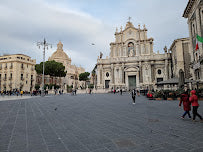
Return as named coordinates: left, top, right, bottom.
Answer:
left=0, top=0, right=189, bottom=72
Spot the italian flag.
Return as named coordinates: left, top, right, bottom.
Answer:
left=196, top=34, right=203, bottom=50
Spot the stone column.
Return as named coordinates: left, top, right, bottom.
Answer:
left=196, top=8, right=203, bottom=54
left=164, top=59, right=168, bottom=80
left=151, top=61, right=155, bottom=82
left=121, top=64, right=124, bottom=83
left=97, top=66, right=100, bottom=86
left=139, top=61, right=143, bottom=83
left=111, top=64, right=114, bottom=85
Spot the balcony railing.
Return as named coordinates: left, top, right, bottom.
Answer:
left=21, top=67, right=24, bottom=70
left=31, top=78, right=34, bottom=81
left=31, top=68, right=34, bottom=71
left=9, top=77, right=12, bottom=80
left=3, top=78, right=7, bottom=81
left=21, top=78, right=24, bottom=81
left=4, top=67, right=7, bottom=70
left=9, top=66, right=13, bottom=69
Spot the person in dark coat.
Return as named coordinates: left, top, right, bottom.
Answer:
left=179, top=91, right=191, bottom=119
left=131, top=89, right=136, bottom=104
left=189, top=90, right=203, bottom=121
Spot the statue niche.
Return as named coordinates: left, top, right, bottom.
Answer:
left=128, top=42, right=135, bottom=57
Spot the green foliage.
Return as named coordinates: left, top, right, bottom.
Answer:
left=35, top=84, right=40, bottom=90
left=67, top=85, right=73, bottom=92
left=79, top=72, right=90, bottom=81
left=35, top=60, right=67, bottom=77
left=153, top=91, right=163, bottom=98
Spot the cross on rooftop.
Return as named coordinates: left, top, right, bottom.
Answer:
left=128, top=17, right=131, bottom=22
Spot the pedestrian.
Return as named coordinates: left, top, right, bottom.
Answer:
left=189, top=90, right=203, bottom=121
left=120, top=89, right=122, bottom=95
left=131, top=89, right=136, bottom=104
left=179, top=90, right=191, bottom=119
left=113, top=89, right=116, bottom=94
left=20, top=90, right=23, bottom=97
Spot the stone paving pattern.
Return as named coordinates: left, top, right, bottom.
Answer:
left=0, top=93, right=203, bottom=152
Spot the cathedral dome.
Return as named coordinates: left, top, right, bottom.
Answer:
left=49, top=41, right=70, bottom=61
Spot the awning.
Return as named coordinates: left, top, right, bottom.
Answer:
left=156, top=77, right=195, bottom=85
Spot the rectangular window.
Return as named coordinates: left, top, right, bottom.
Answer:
left=10, top=73, right=12, bottom=78
left=21, top=74, right=23, bottom=80
left=157, top=78, right=163, bottom=83
left=5, top=74, right=7, bottom=79
left=21, top=64, right=24, bottom=69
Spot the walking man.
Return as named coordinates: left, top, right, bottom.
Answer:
left=131, top=89, right=136, bottom=104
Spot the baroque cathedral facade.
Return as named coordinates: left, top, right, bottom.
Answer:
left=96, top=21, right=171, bottom=90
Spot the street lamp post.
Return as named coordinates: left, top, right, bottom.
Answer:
left=37, top=38, right=52, bottom=97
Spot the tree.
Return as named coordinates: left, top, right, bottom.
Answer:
left=35, top=60, right=67, bottom=86
left=79, top=72, right=90, bottom=81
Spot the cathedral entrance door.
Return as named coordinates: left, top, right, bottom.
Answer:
left=105, top=80, right=110, bottom=88
left=128, top=75, right=136, bottom=90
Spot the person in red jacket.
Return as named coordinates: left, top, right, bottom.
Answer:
left=179, top=91, right=191, bottom=119
left=189, top=90, right=203, bottom=121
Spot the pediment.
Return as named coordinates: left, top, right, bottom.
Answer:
left=124, top=66, right=139, bottom=72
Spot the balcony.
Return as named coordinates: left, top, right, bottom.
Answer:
left=31, top=78, right=34, bottom=82
left=21, top=78, right=24, bottom=81
left=3, top=78, right=7, bottom=81
left=21, top=67, right=24, bottom=70
left=20, top=82, right=24, bottom=87
left=31, top=68, right=34, bottom=71
left=0, top=67, right=2, bottom=70
left=9, top=66, right=13, bottom=69
left=4, top=67, right=7, bottom=70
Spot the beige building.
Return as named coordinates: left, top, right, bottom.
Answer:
left=0, top=54, right=36, bottom=92
left=48, top=41, right=85, bottom=89
left=183, top=0, right=203, bottom=83
left=96, top=21, right=171, bottom=91
left=170, top=38, right=192, bottom=79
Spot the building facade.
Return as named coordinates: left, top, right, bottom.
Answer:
left=96, top=21, right=171, bottom=91
left=48, top=41, right=85, bottom=89
left=0, top=54, right=36, bottom=92
left=183, top=0, right=203, bottom=84
left=170, top=38, right=192, bottom=79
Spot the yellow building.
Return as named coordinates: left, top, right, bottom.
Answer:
left=0, top=54, right=36, bottom=92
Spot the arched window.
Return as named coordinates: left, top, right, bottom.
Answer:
left=157, top=69, right=161, bottom=75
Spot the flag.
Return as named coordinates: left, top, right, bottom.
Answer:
left=196, top=34, right=203, bottom=51
left=197, top=34, right=203, bottom=43
left=196, top=39, right=199, bottom=51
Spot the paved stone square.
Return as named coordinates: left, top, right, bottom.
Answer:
left=0, top=93, right=203, bottom=152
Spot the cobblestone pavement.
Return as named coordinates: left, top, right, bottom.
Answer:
left=0, top=93, right=203, bottom=152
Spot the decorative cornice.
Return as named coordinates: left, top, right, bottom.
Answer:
left=183, top=0, right=196, bottom=18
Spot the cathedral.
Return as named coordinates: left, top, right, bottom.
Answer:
left=96, top=21, right=171, bottom=91
left=48, top=41, right=85, bottom=89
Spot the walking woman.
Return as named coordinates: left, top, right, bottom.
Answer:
left=189, top=90, right=203, bottom=121
left=179, top=91, right=191, bottom=119
left=131, top=89, right=136, bottom=104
